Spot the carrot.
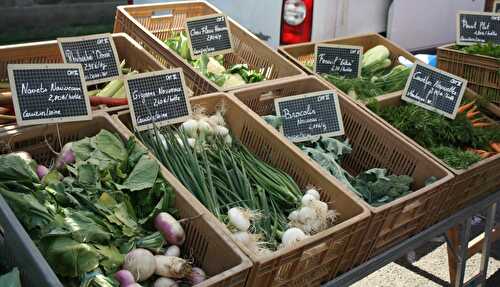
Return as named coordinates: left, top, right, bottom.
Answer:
left=467, top=111, right=481, bottom=119
left=479, top=152, right=493, bottom=159
left=490, top=143, right=500, bottom=153
left=473, top=122, right=493, bottom=128
left=471, top=117, right=486, bottom=124
left=89, top=96, right=128, bottom=107
left=458, top=100, right=476, bottom=113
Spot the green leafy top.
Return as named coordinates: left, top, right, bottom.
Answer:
left=0, top=130, right=176, bottom=285
left=455, top=42, right=500, bottom=59
left=368, top=101, right=500, bottom=169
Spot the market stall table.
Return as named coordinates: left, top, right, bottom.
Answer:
left=322, top=190, right=500, bottom=287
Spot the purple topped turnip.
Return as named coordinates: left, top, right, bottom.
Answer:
left=154, top=213, right=185, bottom=245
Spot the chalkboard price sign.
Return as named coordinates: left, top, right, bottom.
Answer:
left=274, top=91, right=344, bottom=143
left=314, top=44, right=363, bottom=78
left=185, top=14, right=234, bottom=58
left=58, top=33, right=122, bottom=85
left=402, top=62, right=467, bottom=119
left=7, top=63, right=92, bottom=126
left=125, top=68, right=192, bottom=131
left=456, top=11, right=500, bottom=45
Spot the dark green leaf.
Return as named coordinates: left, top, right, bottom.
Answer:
left=93, top=245, right=124, bottom=273
left=41, top=237, right=100, bottom=278
left=72, top=137, right=93, bottom=162
left=0, top=154, right=38, bottom=183
left=122, top=155, right=159, bottom=191
left=95, top=130, right=127, bottom=163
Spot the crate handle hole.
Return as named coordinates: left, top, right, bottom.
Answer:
left=152, top=9, right=173, bottom=18
left=402, top=200, right=423, bottom=213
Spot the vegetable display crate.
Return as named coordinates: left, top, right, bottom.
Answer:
left=0, top=112, right=252, bottom=287
left=112, top=93, right=371, bottom=287
left=371, top=90, right=500, bottom=222
left=113, top=1, right=305, bottom=94
left=230, top=76, right=454, bottom=261
left=437, top=44, right=500, bottom=104
left=0, top=33, right=164, bottom=118
left=278, top=33, right=417, bottom=101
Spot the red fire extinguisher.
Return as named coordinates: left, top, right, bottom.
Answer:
left=280, top=0, right=314, bottom=45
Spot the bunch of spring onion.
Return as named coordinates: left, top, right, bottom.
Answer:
left=137, top=106, right=337, bottom=253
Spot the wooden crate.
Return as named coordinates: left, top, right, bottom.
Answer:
left=112, top=93, right=371, bottom=287
left=371, top=89, right=500, bottom=222
left=230, top=76, right=454, bottom=261
left=0, top=112, right=252, bottom=287
left=0, top=33, right=165, bottom=129
left=278, top=33, right=417, bottom=101
left=437, top=44, right=500, bottom=104
left=113, top=1, right=305, bottom=94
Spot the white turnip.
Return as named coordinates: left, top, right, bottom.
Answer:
left=154, top=255, right=192, bottom=278
left=164, top=245, right=181, bottom=257
left=153, top=277, right=178, bottom=287
left=123, top=248, right=156, bottom=282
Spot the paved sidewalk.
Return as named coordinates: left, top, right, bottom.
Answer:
left=353, top=214, right=500, bottom=287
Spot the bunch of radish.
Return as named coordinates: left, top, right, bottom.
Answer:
left=115, top=212, right=207, bottom=287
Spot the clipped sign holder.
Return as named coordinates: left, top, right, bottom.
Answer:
left=8, top=63, right=92, bottom=127
left=401, top=62, right=467, bottom=119
left=125, top=68, right=192, bottom=132
left=274, top=90, right=344, bottom=143
left=185, top=13, right=234, bottom=59
left=313, top=44, right=363, bottom=78
left=456, top=11, right=500, bottom=46
left=57, top=33, right=122, bottom=85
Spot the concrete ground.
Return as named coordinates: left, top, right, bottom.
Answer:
left=352, top=216, right=500, bottom=287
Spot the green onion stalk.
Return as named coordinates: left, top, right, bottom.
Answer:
left=137, top=125, right=303, bottom=250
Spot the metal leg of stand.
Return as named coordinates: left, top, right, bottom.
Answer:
left=454, top=218, right=472, bottom=287
left=477, top=203, right=497, bottom=287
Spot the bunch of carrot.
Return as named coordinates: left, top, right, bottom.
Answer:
left=458, top=100, right=500, bottom=159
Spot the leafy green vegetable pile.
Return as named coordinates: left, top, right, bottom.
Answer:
left=454, top=42, right=500, bottom=59
left=368, top=100, right=500, bottom=170
left=263, top=116, right=414, bottom=206
left=0, top=130, right=176, bottom=286
left=165, top=32, right=264, bottom=88
left=305, top=45, right=412, bottom=101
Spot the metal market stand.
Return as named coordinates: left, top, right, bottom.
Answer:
left=323, top=190, right=500, bottom=287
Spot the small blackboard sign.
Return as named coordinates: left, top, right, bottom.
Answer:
left=125, top=68, right=192, bottom=131
left=185, top=14, right=234, bottom=58
left=7, top=63, right=92, bottom=126
left=456, top=11, right=500, bottom=45
left=402, top=62, right=467, bottom=119
left=58, top=33, right=122, bottom=85
left=274, top=91, right=344, bottom=143
left=314, top=44, right=363, bottom=78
